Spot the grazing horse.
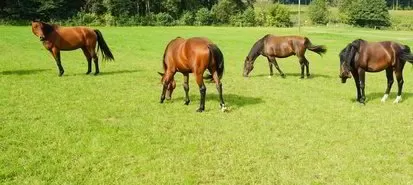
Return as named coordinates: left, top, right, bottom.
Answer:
left=243, top=34, right=327, bottom=78
left=339, top=39, right=413, bottom=104
left=159, top=37, right=225, bottom=112
left=31, top=21, right=114, bottom=76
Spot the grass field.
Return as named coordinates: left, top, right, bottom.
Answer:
left=1, top=26, right=413, bottom=184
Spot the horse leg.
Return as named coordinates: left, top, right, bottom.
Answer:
left=183, top=73, right=190, bottom=105
left=82, top=47, right=92, bottom=74
left=211, top=70, right=226, bottom=111
left=267, top=57, right=274, bottom=78
left=358, top=69, right=366, bottom=104
left=303, top=57, right=310, bottom=77
left=91, top=51, right=99, bottom=75
left=381, top=68, right=394, bottom=102
left=268, top=57, right=285, bottom=78
left=51, top=48, right=64, bottom=76
left=160, top=72, right=173, bottom=103
left=394, top=63, right=406, bottom=103
left=195, top=73, right=206, bottom=112
left=298, top=57, right=305, bottom=79
left=351, top=70, right=361, bottom=102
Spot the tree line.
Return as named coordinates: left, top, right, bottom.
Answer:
left=0, top=0, right=408, bottom=27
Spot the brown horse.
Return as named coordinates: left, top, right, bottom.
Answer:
left=31, top=21, right=114, bottom=76
left=243, top=34, right=327, bottom=78
left=339, top=39, right=413, bottom=104
left=159, top=37, right=225, bottom=112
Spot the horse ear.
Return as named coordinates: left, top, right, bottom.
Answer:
left=157, top=72, right=164, bottom=76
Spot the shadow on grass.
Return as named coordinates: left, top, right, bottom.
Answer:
left=174, top=93, right=264, bottom=108
left=98, top=70, right=140, bottom=76
left=0, top=69, right=50, bottom=75
left=347, top=92, right=413, bottom=103
left=248, top=73, right=332, bottom=79
left=364, top=92, right=413, bottom=102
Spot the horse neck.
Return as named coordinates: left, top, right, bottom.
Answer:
left=248, top=39, right=264, bottom=63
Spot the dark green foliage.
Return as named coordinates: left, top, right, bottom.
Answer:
left=308, top=0, right=330, bottom=25
left=230, top=7, right=256, bottom=27
left=211, top=0, right=243, bottom=24
left=195, top=8, right=212, bottom=26
left=155, top=12, right=175, bottom=26
left=348, top=0, right=391, bottom=27
left=265, top=4, right=292, bottom=27
left=179, top=11, right=195, bottom=26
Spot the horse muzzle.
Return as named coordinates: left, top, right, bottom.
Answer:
left=39, top=36, right=45, bottom=41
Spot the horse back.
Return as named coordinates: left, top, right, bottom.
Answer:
left=264, top=35, right=305, bottom=57
left=359, top=41, right=397, bottom=72
left=164, top=37, right=211, bottom=74
left=52, top=26, right=97, bottom=50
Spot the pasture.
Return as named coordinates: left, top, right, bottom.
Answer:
left=1, top=26, right=412, bottom=184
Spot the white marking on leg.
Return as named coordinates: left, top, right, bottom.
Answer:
left=393, top=96, right=402, bottom=104
left=268, top=75, right=272, bottom=79
left=381, top=94, right=389, bottom=103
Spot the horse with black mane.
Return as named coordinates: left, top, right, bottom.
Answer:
left=243, top=34, right=327, bottom=78
left=158, top=37, right=225, bottom=112
left=339, top=39, right=413, bottom=104
left=31, top=21, right=114, bottom=76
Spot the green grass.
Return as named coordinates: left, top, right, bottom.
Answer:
left=1, top=26, right=413, bottom=184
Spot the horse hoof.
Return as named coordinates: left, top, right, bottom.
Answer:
left=196, top=108, right=204, bottom=112
left=393, top=96, right=402, bottom=104
left=94, top=72, right=99, bottom=75
left=281, top=74, right=286, bottom=78
left=86, top=71, right=91, bottom=75
left=58, top=72, right=64, bottom=77
left=268, top=75, right=272, bottom=78
left=184, top=100, right=190, bottom=105
left=221, top=106, right=228, bottom=112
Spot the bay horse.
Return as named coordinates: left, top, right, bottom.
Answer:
left=339, top=39, right=413, bottom=104
left=243, top=34, right=327, bottom=78
left=31, top=21, right=114, bottom=76
left=158, top=37, right=225, bottom=112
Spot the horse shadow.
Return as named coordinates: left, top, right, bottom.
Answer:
left=250, top=73, right=331, bottom=79
left=364, top=92, right=413, bottom=102
left=0, top=69, right=50, bottom=75
left=174, top=93, right=264, bottom=108
left=98, top=69, right=140, bottom=76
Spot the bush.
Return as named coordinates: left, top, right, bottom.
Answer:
left=179, top=11, right=195, bottom=26
left=155, top=12, right=175, bottom=26
left=308, top=0, right=330, bottom=25
left=211, top=0, right=240, bottom=24
left=265, top=4, right=292, bottom=27
left=230, top=7, right=256, bottom=27
left=69, top=12, right=102, bottom=26
left=348, top=0, right=391, bottom=28
left=195, top=8, right=212, bottom=26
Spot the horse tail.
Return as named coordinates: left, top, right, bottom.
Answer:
left=205, top=44, right=224, bottom=80
left=399, top=45, right=413, bottom=64
left=305, top=37, right=327, bottom=56
left=94, top=29, right=114, bottom=61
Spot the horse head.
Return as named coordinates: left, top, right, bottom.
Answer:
left=158, top=72, right=176, bottom=100
left=339, top=39, right=363, bottom=83
left=31, top=20, right=54, bottom=41
left=243, top=56, right=255, bottom=77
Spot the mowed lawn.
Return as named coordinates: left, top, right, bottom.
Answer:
left=0, top=26, right=412, bottom=184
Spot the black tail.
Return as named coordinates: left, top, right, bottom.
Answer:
left=94, top=29, right=114, bottom=61
left=399, top=45, right=413, bottom=64
left=305, top=37, right=327, bottom=56
left=205, top=44, right=224, bottom=80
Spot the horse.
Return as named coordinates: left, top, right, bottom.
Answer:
left=339, top=39, right=413, bottom=104
left=243, top=34, right=327, bottom=78
left=158, top=37, right=225, bottom=112
left=31, top=21, right=114, bottom=76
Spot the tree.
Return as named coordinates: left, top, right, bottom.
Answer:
left=348, top=0, right=391, bottom=27
left=308, top=0, right=330, bottom=25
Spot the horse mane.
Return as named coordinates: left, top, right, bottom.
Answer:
left=35, top=21, right=56, bottom=38
left=247, top=34, right=269, bottom=62
left=341, top=39, right=365, bottom=70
